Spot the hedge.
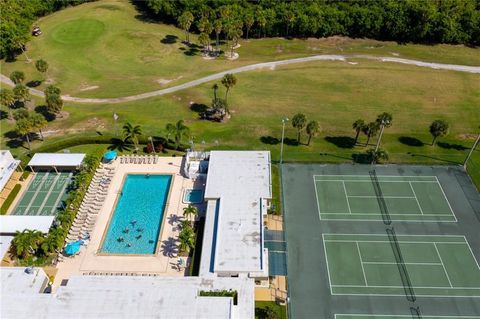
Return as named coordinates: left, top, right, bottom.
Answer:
left=1, top=184, right=21, bottom=215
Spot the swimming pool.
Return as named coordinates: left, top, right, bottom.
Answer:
left=183, top=189, right=204, bottom=204
left=100, top=174, right=172, bottom=255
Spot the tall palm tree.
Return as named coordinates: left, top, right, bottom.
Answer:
left=15, top=117, right=33, bottom=150
left=198, top=32, right=210, bottom=55
left=12, top=229, right=43, bottom=259
left=178, top=227, right=195, bottom=253
left=362, top=122, right=379, bottom=146
left=213, top=20, right=223, bottom=53
left=30, top=113, right=47, bottom=140
left=178, top=11, right=194, bottom=43
left=352, top=119, right=365, bottom=144
left=306, top=120, right=320, bottom=146
left=123, top=122, right=142, bottom=151
left=221, top=73, right=237, bottom=105
left=212, top=83, right=219, bottom=101
left=166, top=120, right=190, bottom=150
left=367, top=148, right=389, bottom=164
left=0, top=88, right=15, bottom=120
left=183, top=204, right=198, bottom=222
left=292, top=113, right=307, bottom=144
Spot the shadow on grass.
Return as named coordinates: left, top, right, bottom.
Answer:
left=437, top=142, right=469, bottom=151
left=408, top=153, right=460, bottom=165
left=398, top=136, right=424, bottom=147
left=26, top=80, right=42, bottom=88
left=324, top=136, right=356, bottom=149
left=108, top=138, right=133, bottom=152
left=190, top=103, right=208, bottom=114
left=352, top=153, right=372, bottom=164
left=161, top=34, right=178, bottom=44
left=34, top=105, right=56, bottom=121
left=260, top=136, right=280, bottom=145
left=0, top=110, right=7, bottom=120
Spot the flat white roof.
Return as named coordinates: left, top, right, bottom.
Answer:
left=0, top=150, right=20, bottom=192
left=28, top=153, right=85, bottom=167
left=0, top=236, right=13, bottom=260
left=1, top=270, right=254, bottom=319
left=205, top=151, right=271, bottom=274
left=0, top=267, right=48, bottom=295
left=0, top=216, right=54, bottom=234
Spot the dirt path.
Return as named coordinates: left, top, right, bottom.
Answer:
left=2, top=54, right=479, bottom=104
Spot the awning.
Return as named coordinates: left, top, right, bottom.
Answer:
left=28, top=153, right=85, bottom=168
left=0, top=216, right=54, bottom=234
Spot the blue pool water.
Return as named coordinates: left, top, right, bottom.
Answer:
left=183, top=189, right=204, bottom=204
left=100, top=174, right=172, bottom=254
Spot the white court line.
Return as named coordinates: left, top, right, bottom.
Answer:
left=322, top=234, right=333, bottom=292
left=342, top=181, right=352, bottom=214
left=313, top=175, right=322, bottom=221
left=325, top=240, right=469, bottom=245
left=462, top=239, right=480, bottom=271
left=346, top=195, right=416, bottom=199
left=316, top=179, right=438, bottom=183
left=313, top=174, right=438, bottom=178
left=331, top=291, right=480, bottom=298
left=321, top=212, right=452, bottom=216
left=356, top=242, right=368, bottom=286
left=408, top=181, right=424, bottom=215
left=335, top=314, right=480, bottom=318
left=433, top=176, right=458, bottom=222
left=331, top=284, right=480, bottom=290
left=318, top=217, right=456, bottom=223
left=362, top=261, right=443, bottom=266
left=434, top=243, right=454, bottom=288
left=323, top=233, right=466, bottom=238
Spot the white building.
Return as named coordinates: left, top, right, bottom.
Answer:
left=0, top=151, right=272, bottom=319
left=0, top=150, right=20, bottom=192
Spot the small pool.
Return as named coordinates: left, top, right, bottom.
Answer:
left=100, top=174, right=172, bottom=255
left=183, top=189, right=203, bottom=204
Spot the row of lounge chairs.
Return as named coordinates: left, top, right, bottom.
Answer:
left=119, top=155, right=158, bottom=165
left=65, top=164, right=115, bottom=243
left=83, top=272, right=160, bottom=277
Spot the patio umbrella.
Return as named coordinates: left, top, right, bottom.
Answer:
left=64, top=241, right=81, bottom=255
left=103, top=150, right=117, bottom=161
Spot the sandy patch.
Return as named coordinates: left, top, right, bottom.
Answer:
left=80, top=85, right=99, bottom=91
left=269, top=65, right=276, bottom=70
left=156, top=76, right=183, bottom=85
left=348, top=62, right=358, bottom=65
left=458, top=134, right=479, bottom=140
left=225, top=52, right=239, bottom=60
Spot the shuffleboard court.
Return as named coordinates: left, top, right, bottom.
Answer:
left=314, top=175, right=455, bottom=222
left=12, top=172, right=73, bottom=216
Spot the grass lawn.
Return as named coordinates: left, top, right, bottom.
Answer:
left=2, top=60, right=479, bottom=186
left=1, top=0, right=479, bottom=99
left=255, top=301, right=287, bottom=319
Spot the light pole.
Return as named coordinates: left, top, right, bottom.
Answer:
left=280, top=117, right=289, bottom=164
left=149, top=136, right=155, bottom=154
left=464, top=133, right=480, bottom=168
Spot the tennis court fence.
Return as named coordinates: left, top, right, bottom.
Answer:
left=369, top=170, right=392, bottom=226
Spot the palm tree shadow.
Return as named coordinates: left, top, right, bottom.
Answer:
left=161, top=237, right=179, bottom=258
left=398, top=136, right=424, bottom=147
left=260, top=136, right=280, bottom=145
left=325, top=136, right=355, bottom=149
left=108, top=138, right=132, bottom=152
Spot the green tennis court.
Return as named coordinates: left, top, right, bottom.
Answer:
left=12, top=172, right=73, bottom=216
left=324, top=234, right=480, bottom=297
left=314, top=175, right=455, bottom=222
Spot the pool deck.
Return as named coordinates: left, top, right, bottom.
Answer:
left=54, top=156, right=203, bottom=286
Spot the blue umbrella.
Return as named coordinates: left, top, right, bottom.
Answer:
left=64, top=241, right=81, bottom=255
left=103, top=150, right=117, bottom=161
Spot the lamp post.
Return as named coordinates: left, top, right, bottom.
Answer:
left=149, top=136, right=155, bottom=154
left=280, top=117, right=289, bottom=164
left=464, top=133, right=480, bottom=168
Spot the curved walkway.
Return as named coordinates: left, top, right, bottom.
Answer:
left=2, top=54, right=479, bottom=104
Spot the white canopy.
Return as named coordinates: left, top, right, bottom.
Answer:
left=28, top=153, right=85, bottom=168
left=0, top=216, right=55, bottom=234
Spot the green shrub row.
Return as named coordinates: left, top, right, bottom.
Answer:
left=0, top=184, right=21, bottom=215
left=199, top=290, right=238, bottom=305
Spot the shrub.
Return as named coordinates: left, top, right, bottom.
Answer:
left=0, top=184, right=21, bottom=215
left=199, top=290, right=238, bottom=305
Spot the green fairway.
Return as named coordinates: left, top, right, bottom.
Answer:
left=1, top=0, right=479, bottom=98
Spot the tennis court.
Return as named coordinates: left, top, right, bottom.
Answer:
left=282, top=164, right=480, bottom=318
left=12, top=172, right=73, bottom=216
left=314, top=175, right=455, bottom=222
left=324, top=234, right=480, bottom=297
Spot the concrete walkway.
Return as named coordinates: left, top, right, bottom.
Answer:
left=2, top=54, right=479, bottom=104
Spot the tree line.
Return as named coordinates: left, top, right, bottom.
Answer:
left=139, top=0, right=480, bottom=46
left=0, top=0, right=92, bottom=59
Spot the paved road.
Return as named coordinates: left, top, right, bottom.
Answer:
left=2, top=54, right=479, bottom=104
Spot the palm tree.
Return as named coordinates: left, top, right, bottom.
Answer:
left=15, top=117, right=33, bottom=150
left=30, top=113, right=47, bottom=140
left=183, top=204, right=198, bottom=222
left=212, top=83, right=219, bottom=101
left=292, top=113, right=307, bottom=144
left=9, top=71, right=25, bottom=84
left=352, top=119, right=365, bottom=144
left=35, top=59, right=48, bottom=79
left=0, top=88, right=15, bottom=119
left=198, top=32, right=210, bottom=55
left=166, top=120, right=190, bottom=150
left=13, top=84, right=30, bottom=104
left=178, top=227, right=195, bottom=253
left=12, top=230, right=43, bottom=259
left=41, top=232, right=61, bottom=254
left=376, top=112, right=393, bottom=127
left=221, top=73, right=237, bottom=104
left=429, top=120, right=449, bottom=146
left=306, top=120, right=320, bottom=146
left=122, top=122, right=142, bottom=151
left=213, top=19, right=223, bottom=53
left=367, top=148, right=389, bottom=164
left=362, top=122, right=379, bottom=146
left=244, top=11, right=255, bottom=40
left=178, top=11, right=194, bottom=44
